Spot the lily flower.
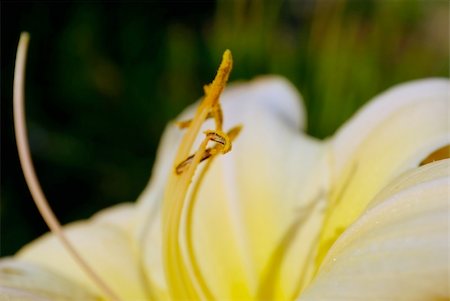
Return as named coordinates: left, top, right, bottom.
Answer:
left=1, top=32, right=448, bottom=301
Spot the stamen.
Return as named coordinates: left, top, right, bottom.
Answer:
left=177, top=103, right=224, bottom=131
left=175, top=126, right=242, bottom=175
left=226, top=125, right=243, bottom=141
left=175, top=149, right=214, bottom=175
left=211, top=103, right=224, bottom=131
left=176, top=119, right=194, bottom=129
left=203, top=84, right=211, bottom=94
left=204, top=130, right=231, bottom=153
left=173, top=50, right=232, bottom=162
left=177, top=112, right=214, bottom=129
left=13, top=32, right=122, bottom=301
left=162, top=49, right=238, bottom=300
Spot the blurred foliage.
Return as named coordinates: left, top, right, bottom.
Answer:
left=1, top=0, right=448, bottom=255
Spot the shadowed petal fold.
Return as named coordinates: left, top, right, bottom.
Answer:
left=301, top=160, right=450, bottom=301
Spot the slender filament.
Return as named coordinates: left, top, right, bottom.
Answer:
left=13, top=32, right=122, bottom=301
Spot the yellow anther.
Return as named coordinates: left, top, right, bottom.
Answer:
left=203, top=84, right=211, bottom=94
left=207, top=49, right=233, bottom=106
left=226, top=125, right=243, bottom=141
left=175, top=149, right=214, bottom=175
left=204, top=129, right=231, bottom=153
left=175, top=126, right=242, bottom=175
left=176, top=119, right=193, bottom=129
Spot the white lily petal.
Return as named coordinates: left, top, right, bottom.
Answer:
left=135, top=124, right=184, bottom=222
left=0, top=259, right=99, bottom=300
left=185, top=76, right=327, bottom=299
left=16, top=208, right=148, bottom=301
left=317, top=78, right=450, bottom=263
left=300, top=160, right=450, bottom=301
left=134, top=76, right=327, bottom=299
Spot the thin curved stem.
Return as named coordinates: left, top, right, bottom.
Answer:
left=13, top=32, right=122, bottom=301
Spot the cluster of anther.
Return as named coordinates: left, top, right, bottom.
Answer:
left=175, top=99, right=241, bottom=175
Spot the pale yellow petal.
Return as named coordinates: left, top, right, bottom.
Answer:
left=16, top=214, right=149, bottom=301
left=317, top=78, right=450, bottom=265
left=0, top=258, right=99, bottom=300
left=301, top=160, right=450, bottom=301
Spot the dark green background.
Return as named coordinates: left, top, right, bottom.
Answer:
left=1, top=0, right=448, bottom=255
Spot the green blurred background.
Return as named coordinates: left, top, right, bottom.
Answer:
left=1, top=0, right=448, bottom=255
